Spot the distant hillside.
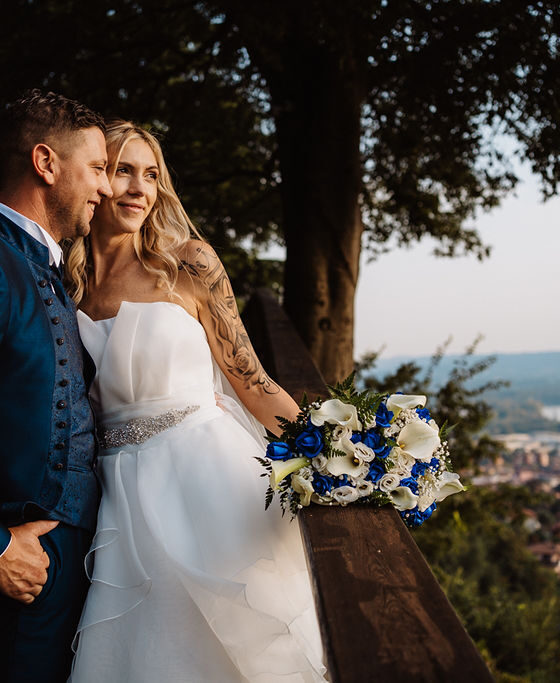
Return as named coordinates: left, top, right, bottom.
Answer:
left=366, top=351, right=560, bottom=434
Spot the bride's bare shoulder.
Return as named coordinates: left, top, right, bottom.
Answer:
left=178, top=239, right=226, bottom=287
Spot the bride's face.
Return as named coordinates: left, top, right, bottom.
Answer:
left=93, top=138, right=159, bottom=236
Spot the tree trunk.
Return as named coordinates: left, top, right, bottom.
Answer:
left=270, top=50, right=365, bottom=384
left=225, top=3, right=367, bottom=383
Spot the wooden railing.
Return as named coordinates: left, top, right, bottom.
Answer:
left=243, top=288, right=494, bottom=683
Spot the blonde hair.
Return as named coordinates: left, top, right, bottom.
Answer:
left=65, top=119, right=203, bottom=303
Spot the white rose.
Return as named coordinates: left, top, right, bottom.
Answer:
left=364, top=416, right=377, bottom=429
left=332, top=486, right=360, bottom=505
left=378, top=472, right=401, bottom=493
left=387, top=446, right=416, bottom=471
left=353, top=442, right=375, bottom=463
left=397, top=420, right=441, bottom=462
left=386, top=394, right=426, bottom=418
left=310, top=399, right=362, bottom=431
left=291, top=473, right=315, bottom=506
left=332, top=425, right=353, bottom=441
left=312, top=454, right=329, bottom=472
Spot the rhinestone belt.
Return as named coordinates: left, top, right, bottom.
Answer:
left=98, top=406, right=200, bottom=450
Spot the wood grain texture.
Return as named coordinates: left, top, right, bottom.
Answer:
left=243, top=289, right=494, bottom=683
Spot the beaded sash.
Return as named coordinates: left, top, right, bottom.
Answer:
left=98, top=406, right=200, bottom=450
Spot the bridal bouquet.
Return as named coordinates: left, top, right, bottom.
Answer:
left=257, top=375, right=465, bottom=528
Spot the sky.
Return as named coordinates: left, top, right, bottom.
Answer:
left=354, top=163, right=560, bottom=360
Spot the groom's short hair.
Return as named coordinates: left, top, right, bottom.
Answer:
left=0, top=89, right=105, bottom=188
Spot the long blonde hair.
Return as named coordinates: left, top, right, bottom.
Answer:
left=65, top=119, right=203, bottom=303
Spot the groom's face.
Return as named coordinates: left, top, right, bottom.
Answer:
left=48, top=127, right=113, bottom=240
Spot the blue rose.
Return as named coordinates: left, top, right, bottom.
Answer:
left=401, top=502, right=436, bottom=528
left=350, top=432, right=362, bottom=444
left=429, top=457, right=440, bottom=473
left=366, top=459, right=386, bottom=483
left=399, top=477, right=419, bottom=494
left=362, top=430, right=392, bottom=458
left=333, top=474, right=350, bottom=488
left=375, top=404, right=394, bottom=428
left=312, top=473, right=333, bottom=495
left=266, top=441, right=292, bottom=461
left=362, top=429, right=382, bottom=449
left=411, top=462, right=429, bottom=477
left=295, top=427, right=323, bottom=457
left=416, top=407, right=431, bottom=421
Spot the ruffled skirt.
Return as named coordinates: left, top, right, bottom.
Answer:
left=69, top=406, right=327, bottom=682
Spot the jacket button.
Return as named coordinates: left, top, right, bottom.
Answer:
left=59, top=359, right=68, bottom=366
left=59, top=379, right=69, bottom=387
left=38, top=279, right=47, bottom=288
left=56, top=400, right=66, bottom=409
left=57, top=421, right=67, bottom=429
left=54, top=442, right=65, bottom=450
left=56, top=338, right=64, bottom=345
left=45, top=298, right=54, bottom=306
left=54, top=463, right=64, bottom=471
left=51, top=317, right=60, bottom=325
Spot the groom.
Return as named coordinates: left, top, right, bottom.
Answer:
left=0, top=90, right=112, bottom=682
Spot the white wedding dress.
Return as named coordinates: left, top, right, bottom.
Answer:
left=70, top=301, right=327, bottom=683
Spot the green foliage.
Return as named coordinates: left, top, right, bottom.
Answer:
left=413, top=486, right=560, bottom=681
left=2, top=1, right=560, bottom=285
left=357, top=337, right=507, bottom=470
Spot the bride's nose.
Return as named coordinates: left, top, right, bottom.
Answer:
left=128, top=174, right=147, bottom=195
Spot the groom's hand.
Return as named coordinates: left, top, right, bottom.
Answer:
left=0, top=520, right=59, bottom=604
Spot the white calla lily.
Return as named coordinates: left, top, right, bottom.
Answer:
left=309, top=399, right=362, bottom=431
left=397, top=421, right=441, bottom=462
left=390, top=486, right=418, bottom=511
left=270, top=456, right=311, bottom=489
left=325, top=455, right=369, bottom=479
left=291, top=474, right=315, bottom=506
left=417, top=493, right=436, bottom=512
left=355, top=479, right=374, bottom=497
left=386, top=394, right=426, bottom=418
left=331, top=433, right=357, bottom=456
left=434, top=471, right=465, bottom=502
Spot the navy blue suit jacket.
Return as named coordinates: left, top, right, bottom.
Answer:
left=0, top=213, right=98, bottom=552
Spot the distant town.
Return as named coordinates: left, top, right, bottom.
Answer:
left=473, top=428, right=560, bottom=577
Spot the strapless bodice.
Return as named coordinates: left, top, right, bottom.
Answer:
left=78, top=301, right=217, bottom=425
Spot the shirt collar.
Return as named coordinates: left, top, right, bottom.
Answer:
left=0, top=203, right=63, bottom=267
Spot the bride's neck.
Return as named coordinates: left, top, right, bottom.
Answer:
left=89, top=230, right=138, bottom=284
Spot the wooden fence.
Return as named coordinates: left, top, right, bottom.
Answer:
left=243, top=288, right=494, bottom=683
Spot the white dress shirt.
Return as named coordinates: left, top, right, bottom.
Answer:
left=0, top=202, right=63, bottom=267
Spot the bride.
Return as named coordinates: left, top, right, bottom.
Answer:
left=66, top=120, right=327, bottom=682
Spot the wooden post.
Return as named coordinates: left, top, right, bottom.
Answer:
left=243, top=289, right=494, bottom=683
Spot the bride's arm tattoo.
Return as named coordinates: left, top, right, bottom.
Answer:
left=181, top=247, right=280, bottom=394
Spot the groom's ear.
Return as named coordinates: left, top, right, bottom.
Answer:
left=31, top=143, right=57, bottom=186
